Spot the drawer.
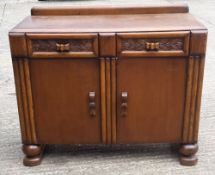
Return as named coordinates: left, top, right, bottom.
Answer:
left=117, top=31, right=190, bottom=57
left=26, top=33, right=98, bottom=58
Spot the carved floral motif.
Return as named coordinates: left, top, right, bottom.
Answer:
left=32, top=39, right=93, bottom=52
left=121, top=38, right=183, bottom=51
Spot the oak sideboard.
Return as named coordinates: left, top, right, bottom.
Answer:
left=9, top=4, right=207, bottom=166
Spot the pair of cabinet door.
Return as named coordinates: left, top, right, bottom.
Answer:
left=29, top=56, right=186, bottom=144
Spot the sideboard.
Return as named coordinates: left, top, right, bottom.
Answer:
left=9, top=4, right=207, bottom=166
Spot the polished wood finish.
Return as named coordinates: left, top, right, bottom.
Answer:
left=9, top=4, right=207, bottom=166
left=10, top=14, right=205, bottom=33
left=31, top=4, right=189, bottom=16
left=30, top=58, right=101, bottom=144
left=116, top=57, right=186, bottom=143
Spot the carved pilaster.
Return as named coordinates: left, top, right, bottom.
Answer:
left=12, top=59, right=37, bottom=144
left=182, top=55, right=205, bottom=143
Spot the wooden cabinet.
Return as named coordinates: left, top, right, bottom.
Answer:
left=9, top=4, right=207, bottom=167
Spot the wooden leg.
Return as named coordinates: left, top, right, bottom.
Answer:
left=179, top=143, right=198, bottom=166
left=22, top=144, right=45, bottom=166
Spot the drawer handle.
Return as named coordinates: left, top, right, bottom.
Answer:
left=89, top=92, right=96, bottom=117
left=56, top=43, right=70, bottom=52
left=145, top=42, right=160, bottom=51
left=121, top=92, right=128, bottom=117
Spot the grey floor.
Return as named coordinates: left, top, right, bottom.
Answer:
left=0, top=0, right=215, bottom=174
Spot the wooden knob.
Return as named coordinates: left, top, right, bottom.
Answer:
left=145, top=42, right=159, bottom=51
left=56, top=43, right=70, bottom=52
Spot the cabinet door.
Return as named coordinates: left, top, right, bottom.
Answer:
left=29, top=58, right=101, bottom=144
left=116, top=57, right=187, bottom=143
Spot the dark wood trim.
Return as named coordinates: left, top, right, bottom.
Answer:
left=31, top=4, right=189, bottom=16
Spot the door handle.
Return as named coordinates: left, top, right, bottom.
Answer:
left=89, top=92, right=96, bottom=117
left=120, top=92, right=128, bottom=117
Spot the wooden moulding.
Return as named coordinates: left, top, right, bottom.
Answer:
left=190, top=30, right=208, bottom=55
left=12, top=59, right=38, bottom=144
left=111, top=58, right=117, bottom=144
left=31, top=4, right=189, bottom=16
left=182, top=55, right=205, bottom=143
left=13, top=61, right=27, bottom=143
left=105, top=58, right=112, bottom=144
left=193, top=57, right=205, bottom=141
left=100, top=58, right=107, bottom=144
left=9, top=33, right=28, bottom=58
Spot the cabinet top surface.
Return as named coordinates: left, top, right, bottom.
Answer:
left=10, top=5, right=206, bottom=33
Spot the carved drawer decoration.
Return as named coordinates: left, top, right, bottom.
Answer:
left=117, top=31, right=190, bottom=57
left=27, top=33, right=98, bottom=58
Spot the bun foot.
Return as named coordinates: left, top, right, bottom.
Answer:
left=22, top=144, right=45, bottom=166
left=179, top=143, right=198, bottom=166
left=180, top=155, right=198, bottom=166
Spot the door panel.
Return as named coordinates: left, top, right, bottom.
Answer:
left=30, top=58, right=101, bottom=144
left=116, top=57, right=187, bottom=143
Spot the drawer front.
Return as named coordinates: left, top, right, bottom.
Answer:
left=117, top=31, right=190, bottom=57
left=26, top=33, right=98, bottom=58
